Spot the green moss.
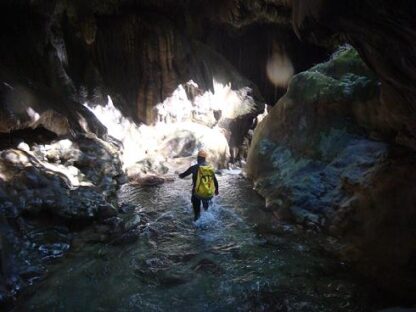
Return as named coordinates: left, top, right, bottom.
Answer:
left=286, top=46, right=378, bottom=105
left=288, top=71, right=341, bottom=104
left=311, top=46, right=377, bottom=79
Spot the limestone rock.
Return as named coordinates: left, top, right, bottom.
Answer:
left=246, top=47, right=416, bottom=298
left=0, top=134, right=123, bottom=303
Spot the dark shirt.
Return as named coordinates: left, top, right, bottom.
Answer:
left=179, top=163, right=219, bottom=194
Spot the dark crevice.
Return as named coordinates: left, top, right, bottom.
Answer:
left=0, top=127, right=57, bottom=151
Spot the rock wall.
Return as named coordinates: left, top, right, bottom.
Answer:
left=0, top=0, right=334, bottom=185
left=243, top=0, right=416, bottom=300
left=0, top=1, right=331, bottom=150
left=291, top=0, right=416, bottom=150
left=0, top=1, right=272, bottom=166
left=246, top=47, right=416, bottom=300
left=205, top=23, right=328, bottom=106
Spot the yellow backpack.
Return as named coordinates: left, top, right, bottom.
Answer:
left=195, top=165, right=215, bottom=199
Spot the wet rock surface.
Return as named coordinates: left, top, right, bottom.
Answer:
left=246, top=47, right=416, bottom=300
left=0, top=135, right=125, bottom=308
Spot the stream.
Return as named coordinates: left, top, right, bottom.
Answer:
left=14, top=170, right=380, bottom=311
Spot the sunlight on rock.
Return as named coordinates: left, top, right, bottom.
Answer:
left=17, top=141, right=30, bottom=152
left=157, top=122, right=230, bottom=167
left=33, top=140, right=86, bottom=187
left=84, top=82, right=246, bottom=175
left=155, top=79, right=256, bottom=126
left=212, top=79, right=256, bottom=119
left=155, top=84, right=193, bottom=124
left=14, top=141, right=85, bottom=187
left=84, top=96, right=134, bottom=142
left=2, top=149, right=31, bottom=167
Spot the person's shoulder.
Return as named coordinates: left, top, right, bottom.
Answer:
left=200, top=163, right=216, bottom=171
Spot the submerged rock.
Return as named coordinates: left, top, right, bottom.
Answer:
left=193, top=258, right=224, bottom=276
left=129, top=175, right=168, bottom=187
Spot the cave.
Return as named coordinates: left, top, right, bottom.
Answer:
left=1, top=0, right=416, bottom=311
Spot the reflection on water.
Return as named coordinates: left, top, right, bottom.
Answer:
left=15, top=171, right=378, bottom=311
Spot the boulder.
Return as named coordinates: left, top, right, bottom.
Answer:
left=129, top=175, right=167, bottom=187
left=0, top=135, right=123, bottom=304
left=246, top=47, right=416, bottom=298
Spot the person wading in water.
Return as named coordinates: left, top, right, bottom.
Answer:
left=178, top=150, right=219, bottom=221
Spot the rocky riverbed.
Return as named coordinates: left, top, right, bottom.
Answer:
left=11, top=171, right=392, bottom=312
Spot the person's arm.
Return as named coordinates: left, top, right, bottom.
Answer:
left=214, top=174, right=219, bottom=195
left=178, top=165, right=194, bottom=179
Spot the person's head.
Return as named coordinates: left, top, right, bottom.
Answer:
left=197, top=149, right=207, bottom=164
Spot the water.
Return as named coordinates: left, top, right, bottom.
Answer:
left=14, top=171, right=378, bottom=311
